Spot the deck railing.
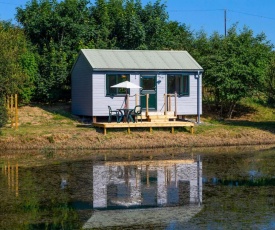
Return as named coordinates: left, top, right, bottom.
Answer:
left=163, top=93, right=177, bottom=116
left=134, top=93, right=178, bottom=117
left=134, top=93, right=149, bottom=117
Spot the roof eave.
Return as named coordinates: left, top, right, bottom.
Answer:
left=92, top=68, right=204, bottom=72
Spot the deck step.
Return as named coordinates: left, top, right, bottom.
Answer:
left=147, top=115, right=177, bottom=122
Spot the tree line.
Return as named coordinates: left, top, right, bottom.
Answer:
left=0, top=0, right=274, bottom=126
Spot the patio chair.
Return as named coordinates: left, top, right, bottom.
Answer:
left=108, top=106, right=119, bottom=123
left=130, top=105, right=142, bottom=123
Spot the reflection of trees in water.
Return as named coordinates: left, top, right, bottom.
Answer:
left=0, top=162, right=81, bottom=230
left=190, top=150, right=275, bottom=229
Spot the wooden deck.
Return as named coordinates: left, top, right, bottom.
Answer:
left=93, top=121, right=194, bottom=135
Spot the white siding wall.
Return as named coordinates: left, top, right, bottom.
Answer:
left=72, top=61, right=202, bottom=117
left=167, top=74, right=202, bottom=115
left=71, top=54, right=93, bottom=116
left=92, top=74, right=141, bottom=116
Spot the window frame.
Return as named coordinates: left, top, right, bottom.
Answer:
left=167, top=74, right=190, bottom=96
left=106, top=74, right=130, bottom=96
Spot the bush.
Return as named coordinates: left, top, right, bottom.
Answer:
left=0, top=97, right=8, bottom=128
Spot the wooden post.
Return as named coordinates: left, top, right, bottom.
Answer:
left=168, top=95, right=171, bottom=111
left=171, top=127, right=174, bottom=134
left=15, top=94, right=18, bottom=129
left=135, top=94, right=138, bottom=106
left=174, top=92, right=177, bottom=117
left=127, top=127, right=130, bottom=134
left=10, top=95, right=14, bottom=128
left=146, top=94, right=149, bottom=117
left=6, top=94, right=18, bottom=129
left=164, top=94, right=167, bottom=115
left=190, top=126, right=194, bottom=134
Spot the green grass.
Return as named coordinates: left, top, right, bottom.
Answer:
left=240, top=98, right=275, bottom=121
left=0, top=98, right=274, bottom=143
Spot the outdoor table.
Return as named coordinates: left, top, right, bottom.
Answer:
left=117, top=108, right=134, bottom=123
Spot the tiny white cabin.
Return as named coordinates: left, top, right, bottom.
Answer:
left=71, top=49, right=203, bottom=121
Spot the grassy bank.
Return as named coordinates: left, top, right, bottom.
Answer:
left=0, top=99, right=274, bottom=150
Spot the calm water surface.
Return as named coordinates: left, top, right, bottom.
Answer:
left=0, top=146, right=275, bottom=229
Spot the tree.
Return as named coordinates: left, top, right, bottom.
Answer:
left=16, top=0, right=93, bottom=102
left=198, top=25, right=273, bottom=118
left=0, top=21, right=36, bottom=103
left=165, top=21, right=194, bottom=51
left=13, top=0, right=204, bottom=103
left=118, top=0, right=146, bottom=49
left=91, top=0, right=115, bottom=48
left=141, top=0, right=169, bottom=49
left=266, top=51, right=275, bottom=105
left=0, top=21, right=36, bottom=127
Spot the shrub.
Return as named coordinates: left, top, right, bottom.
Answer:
left=0, top=97, right=8, bottom=127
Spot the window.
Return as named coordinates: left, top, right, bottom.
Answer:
left=167, top=74, right=189, bottom=96
left=106, top=74, right=130, bottom=96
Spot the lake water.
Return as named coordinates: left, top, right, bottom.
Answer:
left=0, top=146, right=275, bottom=229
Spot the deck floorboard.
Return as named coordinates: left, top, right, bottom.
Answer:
left=93, top=121, right=194, bottom=135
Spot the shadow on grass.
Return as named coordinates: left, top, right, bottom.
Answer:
left=202, top=103, right=258, bottom=119
left=35, top=102, right=81, bottom=121
left=222, top=120, right=275, bottom=134
left=76, top=124, right=93, bottom=128
left=94, top=127, right=129, bottom=134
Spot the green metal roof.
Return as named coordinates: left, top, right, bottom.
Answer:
left=80, top=49, right=203, bottom=71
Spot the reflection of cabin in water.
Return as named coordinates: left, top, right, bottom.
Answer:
left=84, top=158, right=202, bottom=229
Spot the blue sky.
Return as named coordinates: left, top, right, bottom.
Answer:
left=1, top=0, right=275, bottom=46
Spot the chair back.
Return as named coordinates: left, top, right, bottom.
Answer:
left=108, top=106, right=112, bottom=113
left=134, top=105, right=142, bottom=115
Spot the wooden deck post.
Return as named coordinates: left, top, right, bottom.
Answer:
left=103, top=127, right=107, bottom=135
left=127, top=127, right=130, bottom=134
left=174, top=92, right=177, bottom=117
left=164, top=94, right=167, bottom=115
left=168, top=95, right=171, bottom=111
left=135, top=94, right=138, bottom=106
left=146, top=94, right=149, bottom=117
left=171, top=127, right=174, bottom=134
left=190, top=126, right=194, bottom=134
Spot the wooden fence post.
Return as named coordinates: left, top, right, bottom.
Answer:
left=15, top=94, right=18, bottom=129
left=6, top=94, right=18, bottom=129
left=10, top=95, right=13, bottom=128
